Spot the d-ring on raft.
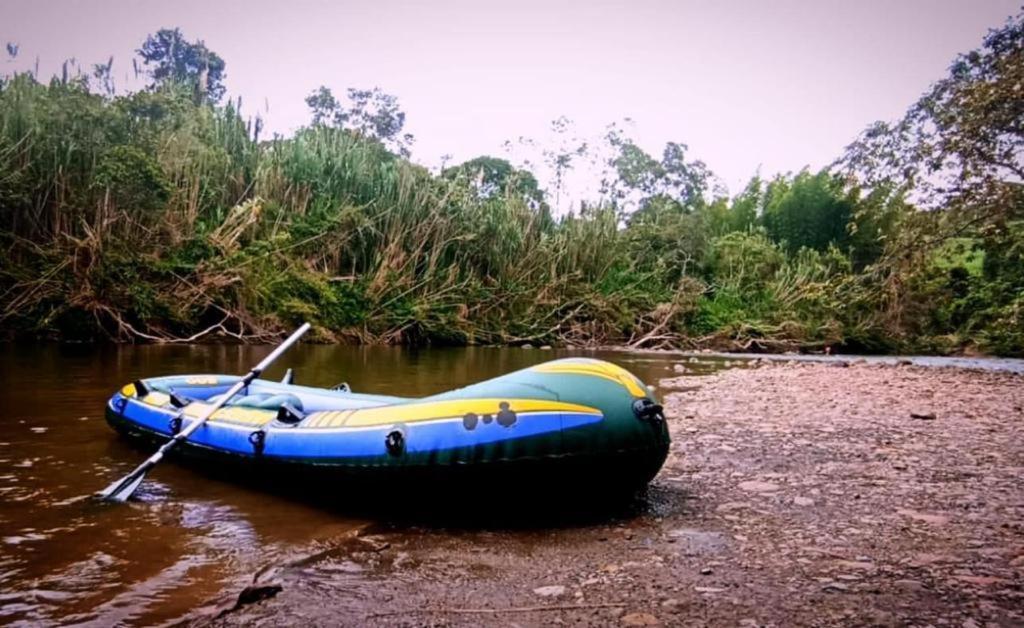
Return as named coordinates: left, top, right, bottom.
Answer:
left=104, top=358, right=670, bottom=497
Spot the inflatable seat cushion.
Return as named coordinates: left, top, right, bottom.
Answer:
left=207, top=392, right=304, bottom=411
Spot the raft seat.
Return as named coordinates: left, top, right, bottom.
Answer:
left=208, top=392, right=304, bottom=412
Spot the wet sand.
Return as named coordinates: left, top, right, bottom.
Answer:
left=210, top=361, right=1024, bottom=627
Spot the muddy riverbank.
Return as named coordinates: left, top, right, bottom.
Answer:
left=208, top=361, right=1024, bottom=627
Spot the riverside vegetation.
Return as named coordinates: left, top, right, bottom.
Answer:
left=0, top=16, right=1021, bottom=355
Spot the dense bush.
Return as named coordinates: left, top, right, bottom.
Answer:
left=0, top=16, right=1021, bottom=355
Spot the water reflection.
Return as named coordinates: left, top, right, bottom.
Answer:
left=0, top=343, right=686, bottom=625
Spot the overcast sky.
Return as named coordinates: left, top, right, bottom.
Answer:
left=1, top=0, right=1019, bottom=196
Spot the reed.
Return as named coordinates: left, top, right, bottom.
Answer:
left=0, top=66, right=1020, bottom=356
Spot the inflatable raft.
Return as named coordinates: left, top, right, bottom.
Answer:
left=105, top=358, right=670, bottom=495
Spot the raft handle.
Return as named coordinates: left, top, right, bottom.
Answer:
left=132, top=379, right=149, bottom=398
left=632, top=398, right=665, bottom=423
left=276, top=403, right=305, bottom=425
left=168, top=415, right=183, bottom=436
left=168, top=392, right=191, bottom=409
left=385, top=430, right=405, bottom=456
left=248, top=430, right=266, bottom=455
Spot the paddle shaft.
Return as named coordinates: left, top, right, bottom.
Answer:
left=143, top=321, right=311, bottom=462
left=101, top=323, right=310, bottom=500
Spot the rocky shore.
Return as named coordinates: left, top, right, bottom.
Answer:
left=212, top=361, right=1024, bottom=627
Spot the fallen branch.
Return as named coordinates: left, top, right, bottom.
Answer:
left=366, top=602, right=627, bottom=618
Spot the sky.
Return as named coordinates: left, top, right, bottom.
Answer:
left=1, top=0, right=1019, bottom=199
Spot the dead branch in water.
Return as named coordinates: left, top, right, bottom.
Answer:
left=366, top=602, right=627, bottom=618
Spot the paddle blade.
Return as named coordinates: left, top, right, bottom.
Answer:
left=97, top=468, right=148, bottom=502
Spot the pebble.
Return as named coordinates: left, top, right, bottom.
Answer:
left=235, top=583, right=283, bottom=607
left=738, top=481, right=780, bottom=493
left=621, top=612, right=660, bottom=626
left=715, top=501, right=751, bottom=512
left=532, top=585, right=566, bottom=597
left=793, top=496, right=814, bottom=507
left=835, top=560, right=875, bottom=571
left=955, top=575, right=1002, bottom=586
left=898, top=509, right=950, bottom=525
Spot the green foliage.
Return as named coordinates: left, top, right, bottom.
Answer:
left=304, top=86, right=413, bottom=156
left=705, top=231, right=785, bottom=291
left=93, top=145, right=172, bottom=211
left=137, top=28, right=226, bottom=104
left=0, top=16, right=1021, bottom=356
left=443, top=156, right=546, bottom=210
left=603, top=127, right=712, bottom=211
left=761, top=170, right=853, bottom=253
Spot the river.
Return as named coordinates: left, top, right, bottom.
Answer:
left=0, top=344, right=700, bottom=626
left=1, top=343, right=1020, bottom=626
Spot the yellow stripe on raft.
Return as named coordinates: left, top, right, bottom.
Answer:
left=306, top=398, right=601, bottom=429
left=142, top=392, right=171, bottom=407
left=530, top=360, right=647, bottom=397
left=181, top=402, right=276, bottom=426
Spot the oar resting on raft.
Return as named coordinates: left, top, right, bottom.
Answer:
left=97, top=323, right=311, bottom=502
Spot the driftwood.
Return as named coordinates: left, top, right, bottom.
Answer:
left=366, top=602, right=628, bottom=618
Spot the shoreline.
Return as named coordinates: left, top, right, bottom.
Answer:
left=211, top=361, right=1024, bottom=626
left=4, top=336, right=1023, bottom=373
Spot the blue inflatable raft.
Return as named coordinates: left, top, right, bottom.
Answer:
left=105, top=358, right=670, bottom=495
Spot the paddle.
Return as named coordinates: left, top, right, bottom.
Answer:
left=97, top=322, right=311, bottom=502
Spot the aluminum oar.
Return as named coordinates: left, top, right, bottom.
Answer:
left=97, top=323, right=311, bottom=502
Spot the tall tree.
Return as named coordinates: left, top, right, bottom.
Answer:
left=840, top=11, right=1023, bottom=217
left=603, top=126, right=712, bottom=213
left=137, top=28, right=226, bottom=104
left=444, top=156, right=545, bottom=208
left=761, top=170, right=853, bottom=253
left=305, top=86, right=414, bottom=156
left=542, top=116, right=589, bottom=210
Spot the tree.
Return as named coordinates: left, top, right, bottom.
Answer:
left=305, top=85, right=414, bottom=156
left=603, top=127, right=712, bottom=213
left=137, top=28, right=226, bottom=104
left=305, top=86, right=339, bottom=126
left=840, top=11, right=1023, bottom=216
left=542, top=116, right=589, bottom=210
left=837, top=11, right=1024, bottom=352
left=92, top=56, right=115, bottom=97
left=444, top=156, right=545, bottom=208
left=761, top=170, right=854, bottom=253
left=723, top=175, right=762, bottom=234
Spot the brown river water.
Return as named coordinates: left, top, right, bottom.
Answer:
left=0, top=343, right=702, bottom=626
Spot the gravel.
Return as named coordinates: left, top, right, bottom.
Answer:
left=212, top=361, right=1024, bottom=627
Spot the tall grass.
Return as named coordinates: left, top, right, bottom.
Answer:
left=0, top=73, right=677, bottom=345
left=0, top=70, right=1019, bottom=356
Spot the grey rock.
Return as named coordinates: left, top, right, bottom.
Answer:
left=532, top=585, right=566, bottom=597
